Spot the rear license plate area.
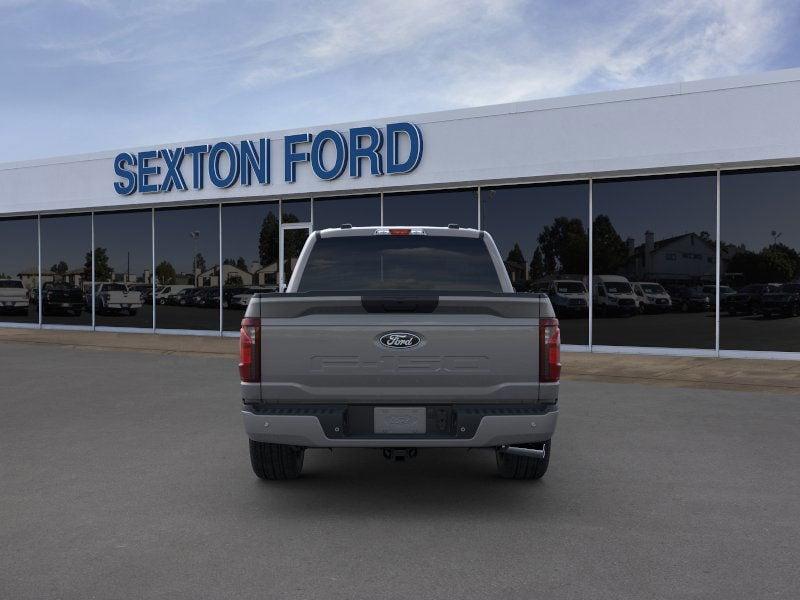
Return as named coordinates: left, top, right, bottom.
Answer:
left=373, top=407, right=427, bottom=434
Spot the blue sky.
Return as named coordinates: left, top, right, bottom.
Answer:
left=1, top=0, right=799, bottom=162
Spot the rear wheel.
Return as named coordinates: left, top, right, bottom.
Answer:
left=496, top=440, right=551, bottom=480
left=249, top=440, right=305, bottom=480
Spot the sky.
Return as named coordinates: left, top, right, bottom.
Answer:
left=0, top=0, right=799, bottom=163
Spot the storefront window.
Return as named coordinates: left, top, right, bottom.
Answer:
left=221, top=201, right=278, bottom=331
left=40, top=214, right=92, bottom=326
left=0, top=217, right=38, bottom=324
left=313, top=195, right=381, bottom=230
left=155, top=205, right=220, bottom=331
left=720, top=167, right=800, bottom=352
left=93, top=210, right=153, bottom=329
left=383, top=189, right=478, bottom=228
left=481, top=182, right=589, bottom=345
left=592, top=173, right=717, bottom=349
left=282, top=199, right=311, bottom=223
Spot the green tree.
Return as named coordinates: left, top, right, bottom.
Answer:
left=236, top=256, right=248, bottom=271
left=84, top=247, right=113, bottom=282
left=529, top=246, right=546, bottom=281
left=592, top=215, right=628, bottom=274
left=258, top=213, right=279, bottom=267
left=156, top=261, right=177, bottom=285
left=728, top=243, right=800, bottom=285
left=537, top=217, right=589, bottom=275
left=506, top=243, right=525, bottom=264
left=759, top=247, right=795, bottom=282
left=194, top=253, right=206, bottom=273
left=50, top=261, right=68, bottom=275
left=226, top=274, right=244, bottom=287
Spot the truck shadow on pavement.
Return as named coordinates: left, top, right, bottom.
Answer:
left=244, top=448, right=555, bottom=518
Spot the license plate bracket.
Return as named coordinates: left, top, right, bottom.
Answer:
left=374, top=407, right=426, bottom=434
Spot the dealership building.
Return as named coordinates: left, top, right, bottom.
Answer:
left=1, top=68, right=800, bottom=359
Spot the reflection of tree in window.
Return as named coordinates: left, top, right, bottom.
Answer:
left=156, top=261, right=176, bottom=284
left=592, top=215, right=628, bottom=273
left=258, top=213, right=279, bottom=267
left=726, top=242, right=800, bottom=284
left=83, top=247, right=112, bottom=282
left=504, top=243, right=527, bottom=288
left=537, top=217, right=588, bottom=275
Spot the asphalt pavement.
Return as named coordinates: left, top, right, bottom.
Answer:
left=0, top=341, right=798, bottom=599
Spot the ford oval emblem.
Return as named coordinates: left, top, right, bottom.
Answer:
left=378, top=331, right=422, bottom=349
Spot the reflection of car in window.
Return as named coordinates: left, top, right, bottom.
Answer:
left=703, top=285, right=736, bottom=305
left=39, top=282, right=84, bottom=316
left=666, top=286, right=710, bottom=313
left=90, top=282, right=143, bottom=316
left=759, top=283, right=800, bottom=318
left=631, top=282, right=672, bottom=313
left=532, top=279, right=588, bottom=317
left=0, top=279, right=30, bottom=315
left=726, top=283, right=780, bottom=316
left=592, top=275, right=637, bottom=316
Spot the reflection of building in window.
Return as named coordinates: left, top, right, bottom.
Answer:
left=625, top=231, right=725, bottom=284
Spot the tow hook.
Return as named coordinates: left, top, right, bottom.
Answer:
left=382, top=448, right=418, bottom=461
left=499, top=445, right=546, bottom=459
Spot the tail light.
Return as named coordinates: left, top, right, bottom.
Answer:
left=239, top=317, right=261, bottom=382
left=539, top=317, right=561, bottom=383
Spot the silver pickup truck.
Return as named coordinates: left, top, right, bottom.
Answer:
left=239, top=226, right=561, bottom=480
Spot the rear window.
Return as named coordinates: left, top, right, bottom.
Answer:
left=0, top=280, right=23, bottom=288
left=297, top=235, right=502, bottom=292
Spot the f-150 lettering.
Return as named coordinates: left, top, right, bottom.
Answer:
left=310, top=355, right=490, bottom=373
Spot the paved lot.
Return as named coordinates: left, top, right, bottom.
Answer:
left=1, top=342, right=799, bottom=599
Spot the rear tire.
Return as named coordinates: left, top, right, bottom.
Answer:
left=249, top=440, right=305, bottom=480
left=496, top=440, right=551, bottom=480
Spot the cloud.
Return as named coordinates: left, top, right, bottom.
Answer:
left=0, top=0, right=796, bottom=161
left=427, top=0, right=787, bottom=107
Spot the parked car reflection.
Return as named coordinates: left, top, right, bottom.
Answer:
left=36, top=282, right=84, bottom=316
left=0, top=279, right=31, bottom=315
left=631, top=282, right=672, bottom=313
left=593, top=275, right=638, bottom=316
left=759, top=283, right=800, bottom=318
left=725, top=283, right=780, bottom=316
left=532, top=279, right=588, bottom=317
left=667, top=286, right=711, bottom=312
left=87, top=283, right=143, bottom=316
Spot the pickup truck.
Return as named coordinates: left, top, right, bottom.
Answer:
left=239, top=226, right=560, bottom=481
left=0, top=279, right=30, bottom=315
left=39, top=282, right=84, bottom=316
left=90, top=283, right=143, bottom=315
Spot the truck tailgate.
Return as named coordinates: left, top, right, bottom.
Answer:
left=249, top=295, right=548, bottom=404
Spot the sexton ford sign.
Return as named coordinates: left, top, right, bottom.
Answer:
left=112, top=122, right=423, bottom=195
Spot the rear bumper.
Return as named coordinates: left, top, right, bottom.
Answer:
left=242, top=406, right=558, bottom=448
